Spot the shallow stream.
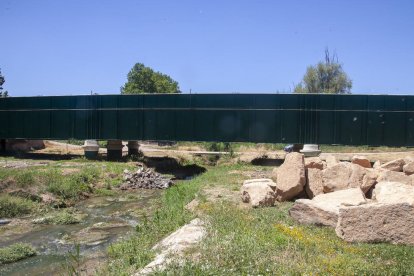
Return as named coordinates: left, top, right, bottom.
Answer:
left=0, top=189, right=161, bottom=275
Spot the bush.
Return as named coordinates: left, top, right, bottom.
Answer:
left=0, top=243, right=36, bottom=264
left=47, top=167, right=99, bottom=200
left=0, top=195, right=33, bottom=218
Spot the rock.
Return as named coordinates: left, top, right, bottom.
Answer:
left=289, top=188, right=366, bottom=227
left=305, top=157, right=325, bottom=170
left=373, top=160, right=381, bottom=169
left=137, top=218, right=206, bottom=275
left=403, top=162, right=414, bottom=176
left=376, top=170, right=412, bottom=186
left=322, top=162, right=377, bottom=193
left=380, top=159, right=405, bottom=172
left=0, top=219, right=11, bottom=225
left=185, top=199, right=200, bottom=212
left=271, top=167, right=278, bottom=182
left=91, top=221, right=129, bottom=230
left=325, top=155, right=339, bottom=168
left=404, top=156, right=414, bottom=164
left=40, top=193, right=57, bottom=204
left=351, top=155, right=371, bottom=168
left=305, top=168, right=324, bottom=199
left=361, top=169, right=378, bottom=194
left=241, top=179, right=276, bottom=208
left=372, top=181, right=414, bottom=205
left=336, top=203, right=414, bottom=245
left=121, top=167, right=174, bottom=190
left=275, top=153, right=306, bottom=201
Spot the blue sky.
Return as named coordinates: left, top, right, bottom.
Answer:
left=1, top=0, right=414, bottom=96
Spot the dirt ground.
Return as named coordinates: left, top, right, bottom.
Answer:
left=11, top=140, right=414, bottom=164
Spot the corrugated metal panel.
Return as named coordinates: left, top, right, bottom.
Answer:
left=0, top=93, right=414, bottom=146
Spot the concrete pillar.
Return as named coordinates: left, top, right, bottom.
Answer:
left=127, top=140, right=140, bottom=156
left=107, top=140, right=123, bottom=160
left=83, top=140, right=99, bottom=159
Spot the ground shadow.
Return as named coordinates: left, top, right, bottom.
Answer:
left=251, top=157, right=284, bottom=166
left=142, top=156, right=207, bottom=180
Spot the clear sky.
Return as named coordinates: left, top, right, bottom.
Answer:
left=1, top=0, right=414, bottom=96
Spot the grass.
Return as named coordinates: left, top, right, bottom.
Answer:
left=102, top=163, right=414, bottom=275
left=33, top=210, right=82, bottom=225
left=0, top=195, right=34, bottom=218
left=0, top=243, right=36, bottom=265
left=169, top=141, right=410, bottom=154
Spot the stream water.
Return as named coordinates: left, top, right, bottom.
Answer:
left=0, top=189, right=162, bottom=275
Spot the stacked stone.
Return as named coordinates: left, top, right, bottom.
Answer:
left=121, top=167, right=173, bottom=190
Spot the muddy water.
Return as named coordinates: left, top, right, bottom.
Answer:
left=0, top=189, right=162, bottom=275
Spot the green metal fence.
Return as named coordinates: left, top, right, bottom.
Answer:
left=0, top=93, right=413, bottom=146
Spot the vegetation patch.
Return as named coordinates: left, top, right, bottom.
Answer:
left=0, top=243, right=36, bottom=265
left=33, top=210, right=83, bottom=225
left=103, top=164, right=414, bottom=275
left=0, top=195, right=34, bottom=218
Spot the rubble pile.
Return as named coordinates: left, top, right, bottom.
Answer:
left=121, top=167, right=174, bottom=190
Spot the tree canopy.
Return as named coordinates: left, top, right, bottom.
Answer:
left=121, top=63, right=180, bottom=94
left=0, top=69, right=8, bottom=97
left=294, top=50, right=352, bottom=94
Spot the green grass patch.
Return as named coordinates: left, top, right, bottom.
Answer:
left=165, top=202, right=414, bottom=275
left=33, top=210, right=82, bottom=225
left=0, top=195, right=34, bottom=218
left=0, top=243, right=36, bottom=265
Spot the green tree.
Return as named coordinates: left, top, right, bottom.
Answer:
left=0, top=68, right=8, bottom=97
left=294, top=49, right=352, bottom=94
left=121, top=63, right=180, bottom=94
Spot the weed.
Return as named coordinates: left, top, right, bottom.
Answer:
left=0, top=195, right=34, bottom=218
left=0, top=243, right=36, bottom=265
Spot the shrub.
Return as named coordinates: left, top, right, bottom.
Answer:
left=0, top=195, right=33, bottom=218
left=0, top=243, right=36, bottom=264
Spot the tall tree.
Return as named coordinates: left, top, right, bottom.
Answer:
left=121, top=63, right=180, bottom=94
left=294, top=49, right=352, bottom=94
left=0, top=68, right=8, bottom=97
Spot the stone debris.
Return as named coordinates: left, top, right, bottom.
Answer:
left=120, top=167, right=173, bottom=190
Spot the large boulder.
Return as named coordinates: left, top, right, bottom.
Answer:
left=305, top=157, right=325, bottom=170
left=361, top=169, right=378, bottom=194
left=336, top=203, right=414, bottom=245
left=380, top=159, right=405, bottom=172
left=289, top=188, right=367, bottom=227
left=240, top=179, right=276, bottom=208
left=322, top=162, right=372, bottom=193
left=351, top=155, right=371, bottom=168
left=322, top=162, right=353, bottom=193
left=325, top=155, right=339, bottom=168
left=376, top=170, right=412, bottom=186
left=305, top=168, right=324, bottom=199
left=372, top=181, right=414, bottom=205
left=275, top=153, right=306, bottom=201
left=403, top=162, right=414, bottom=176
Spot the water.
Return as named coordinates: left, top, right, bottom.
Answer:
left=0, top=189, right=161, bottom=275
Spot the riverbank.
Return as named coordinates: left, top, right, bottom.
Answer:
left=103, top=162, right=414, bottom=275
